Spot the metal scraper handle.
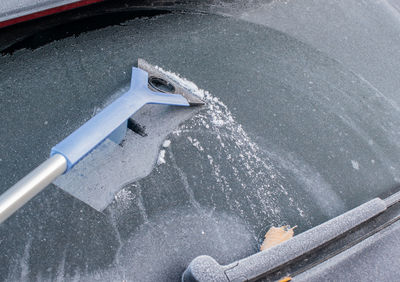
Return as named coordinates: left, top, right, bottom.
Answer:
left=0, top=67, right=190, bottom=224
left=0, top=154, right=67, bottom=223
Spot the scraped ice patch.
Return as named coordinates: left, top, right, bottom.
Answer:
left=114, top=188, right=135, bottom=210
left=151, top=64, right=348, bottom=225
left=162, top=140, right=171, bottom=148
left=152, top=65, right=315, bottom=226
left=157, top=150, right=166, bottom=165
left=187, top=136, right=204, bottom=151
left=351, top=160, right=360, bottom=170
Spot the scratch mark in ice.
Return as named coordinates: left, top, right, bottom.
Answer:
left=170, top=151, right=201, bottom=210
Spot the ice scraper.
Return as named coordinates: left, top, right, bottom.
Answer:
left=0, top=59, right=204, bottom=223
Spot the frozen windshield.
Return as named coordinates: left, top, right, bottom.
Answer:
left=1, top=1, right=400, bottom=281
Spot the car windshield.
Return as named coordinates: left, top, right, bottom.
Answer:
left=1, top=1, right=400, bottom=281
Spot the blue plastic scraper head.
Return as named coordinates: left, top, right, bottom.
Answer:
left=52, top=59, right=204, bottom=211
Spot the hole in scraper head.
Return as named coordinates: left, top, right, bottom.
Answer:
left=148, top=76, right=175, bottom=93
left=127, top=76, right=178, bottom=139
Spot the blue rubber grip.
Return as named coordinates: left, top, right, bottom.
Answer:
left=51, top=67, right=189, bottom=171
